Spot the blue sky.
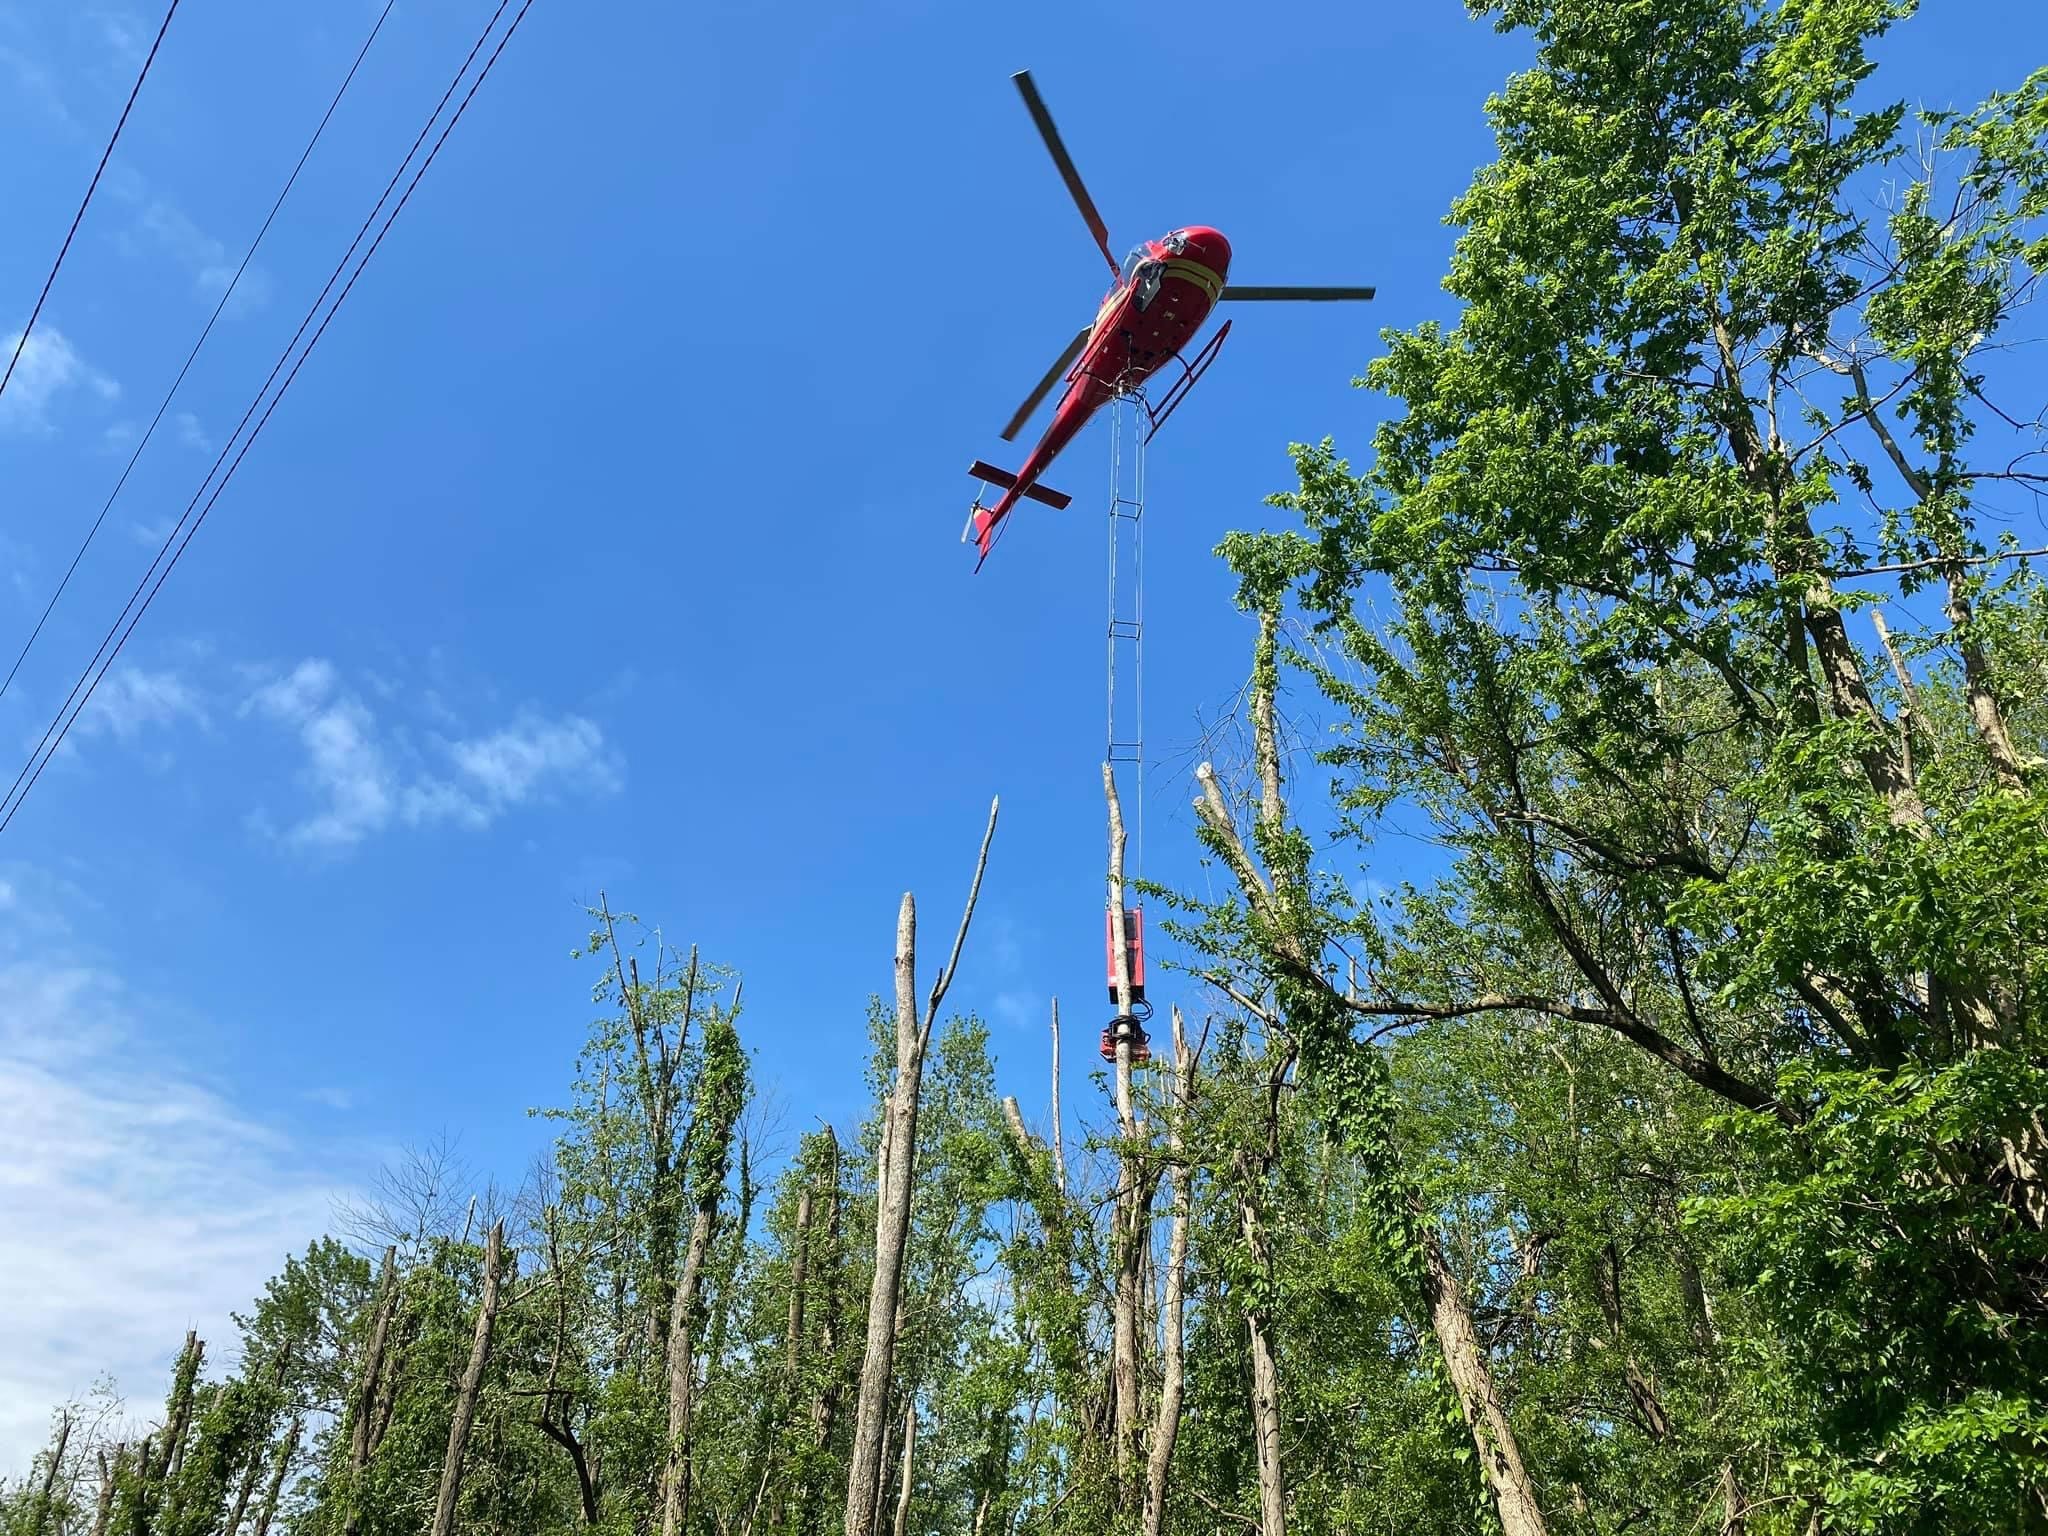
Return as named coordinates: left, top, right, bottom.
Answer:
left=0, top=0, right=2040, bottom=1467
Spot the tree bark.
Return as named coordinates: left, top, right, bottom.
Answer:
left=890, top=1400, right=916, bottom=1536
left=662, top=1003, right=748, bottom=1536
left=89, top=1447, right=117, bottom=1536
left=341, top=1246, right=399, bottom=1536
left=1246, top=1304, right=1287, bottom=1536
left=1049, top=998, right=1066, bottom=1197
left=130, top=1435, right=155, bottom=1536
left=431, top=1221, right=507, bottom=1536
left=800, top=1131, right=844, bottom=1536
left=350, top=1248, right=399, bottom=1469
left=250, top=1419, right=301, bottom=1536
left=540, top=1412, right=600, bottom=1528
left=787, top=1181, right=815, bottom=1379
left=1105, top=763, right=1149, bottom=1511
left=1423, top=1231, right=1548, bottom=1536
left=845, top=896, right=926, bottom=1536
left=159, top=1333, right=203, bottom=1483
left=1233, top=1034, right=1291, bottom=1536
left=1190, top=604, right=1551, bottom=1536
left=843, top=801, right=998, bottom=1536
left=1142, top=1009, right=1196, bottom=1536
left=662, top=1203, right=717, bottom=1536
left=1720, top=1461, right=1748, bottom=1536
left=28, top=1411, right=70, bottom=1536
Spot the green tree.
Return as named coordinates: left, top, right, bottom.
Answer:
left=1231, top=0, right=2048, bottom=1526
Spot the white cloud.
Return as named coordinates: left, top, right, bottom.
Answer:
left=132, top=201, right=269, bottom=310
left=0, top=959, right=346, bottom=1474
left=94, top=9, right=146, bottom=67
left=174, top=411, right=209, bottom=452
left=449, top=714, right=620, bottom=806
left=0, top=43, right=76, bottom=130
left=247, top=663, right=392, bottom=850
left=136, top=201, right=224, bottom=281
left=0, top=328, right=119, bottom=435
left=249, top=658, right=338, bottom=722
left=991, top=988, right=1043, bottom=1033
left=244, top=661, right=621, bottom=853
left=74, top=667, right=207, bottom=743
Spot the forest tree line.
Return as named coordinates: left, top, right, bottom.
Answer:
left=5, top=2, right=2046, bottom=1533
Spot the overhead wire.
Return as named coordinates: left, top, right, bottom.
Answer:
left=0, top=0, right=400, bottom=707
left=0, top=0, right=539, bottom=835
left=0, top=0, right=182, bottom=405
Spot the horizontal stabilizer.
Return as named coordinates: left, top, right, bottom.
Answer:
left=968, top=461, right=1073, bottom=511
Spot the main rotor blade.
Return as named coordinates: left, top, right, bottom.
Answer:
left=1012, top=71, right=1118, bottom=278
left=1220, top=285, right=1378, bottom=301
left=1001, top=325, right=1092, bottom=442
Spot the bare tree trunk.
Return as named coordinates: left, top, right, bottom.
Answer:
left=843, top=800, right=998, bottom=1536
left=90, top=1447, right=117, bottom=1536
left=28, top=1411, right=71, bottom=1536
left=1190, top=603, right=1552, bottom=1536
left=431, top=1221, right=507, bottom=1536
left=1143, top=1009, right=1197, bottom=1536
left=1049, top=999, right=1066, bottom=1197
left=341, top=1247, right=400, bottom=1536
left=662, top=1203, right=717, bottom=1536
left=1247, top=1304, right=1286, bottom=1536
left=846, top=895, right=924, bottom=1536
left=1720, top=1461, right=1748, bottom=1536
left=663, top=1001, right=749, bottom=1536
left=130, top=1435, right=154, bottom=1536
left=800, top=1132, right=844, bottom=1536
left=1104, top=763, right=1150, bottom=1511
left=249, top=1420, right=301, bottom=1536
left=787, top=1187, right=815, bottom=1378
left=160, top=1333, right=203, bottom=1483
left=1423, top=1232, right=1548, bottom=1536
left=890, top=1401, right=916, bottom=1536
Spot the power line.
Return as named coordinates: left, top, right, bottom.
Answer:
left=0, top=0, right=399, bottom=707
left=0, top=0, right=181, bottom=405
left=0, top=0, right=539, bottom=835
left=0, top=0, right=518, bottom=823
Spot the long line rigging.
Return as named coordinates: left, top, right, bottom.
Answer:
left=1102, top=388, right=1154, bottom=1065
left=0, top=0, right=400, bottom=707
left=1107, top=389, right=1144, bottom=878
left=0, top=0, right=182, bottom=407
left=0, top=0, right=540, bottom=835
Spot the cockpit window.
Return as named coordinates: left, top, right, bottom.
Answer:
left=1121, top=244, right=1152, bottom=283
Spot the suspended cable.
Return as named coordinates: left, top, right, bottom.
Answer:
left=2, top=0, right=517, bottom=824
left=0, top=0, right=398, bottom=707
left=0, top=0, right=181, bottom=405
left=0, top=0, right=538, bottom=835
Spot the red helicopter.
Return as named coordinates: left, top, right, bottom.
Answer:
left=965, top=71, right=1376, bottom=568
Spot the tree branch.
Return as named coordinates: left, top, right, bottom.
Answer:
left=1833, top=545, right=2048, bottom=580
left=921, top=797, right=1000, bottom=1047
